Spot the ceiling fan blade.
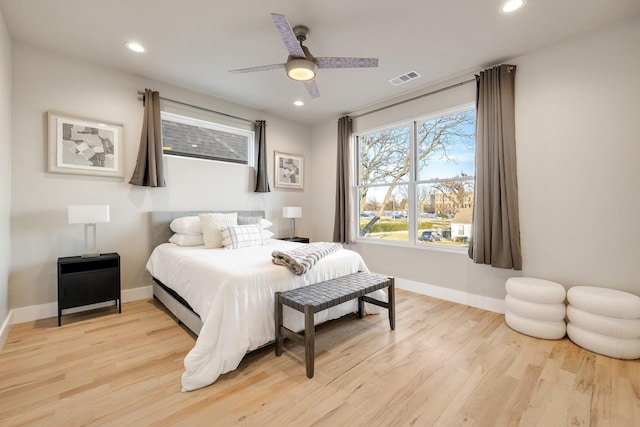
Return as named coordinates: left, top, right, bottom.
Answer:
left=315, top=57, right=379, bottom=69
left=229, top=63, right=285, bottom=74
left=271, top=13, right=305, bottom=58
left=304, top=80, right=320, bottom=98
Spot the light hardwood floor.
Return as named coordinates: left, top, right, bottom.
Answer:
left=1, top=290, right=638, bottom=426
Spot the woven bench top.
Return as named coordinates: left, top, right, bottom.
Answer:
left=278, top=272, right=392, bottom=313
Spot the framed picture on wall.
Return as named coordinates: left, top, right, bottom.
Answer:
left=274, top=151, right=304, bottom=189
left=47, top=111, right=124, bottom=178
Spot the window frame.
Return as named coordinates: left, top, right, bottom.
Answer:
left=160, top=111, right=255, bottom=166
left=353, top=102, right=475, bottom=252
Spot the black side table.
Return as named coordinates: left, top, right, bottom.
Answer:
left=57, top=252, right=121, bottom=326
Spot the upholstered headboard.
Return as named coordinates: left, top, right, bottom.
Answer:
left=148, top=210, right=265, bottom=253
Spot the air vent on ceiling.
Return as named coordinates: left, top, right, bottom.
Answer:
left=389, top=70, right=421, bottom=86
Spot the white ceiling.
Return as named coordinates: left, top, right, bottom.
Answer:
left=1, top=0, right=639, bottom=125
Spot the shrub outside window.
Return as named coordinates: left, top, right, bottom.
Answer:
left=355, top=105, right=475, bottom=248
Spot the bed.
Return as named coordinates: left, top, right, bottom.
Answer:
left=146, top=211, right=386, bottom=391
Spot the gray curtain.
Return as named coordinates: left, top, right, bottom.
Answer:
left=254, top=120, right=270, bottom=192
left=333, top=116, right=353, bottom=243
left=129, top=89, right=165, bottom=187
left=469, top=64, right=522, bottom=270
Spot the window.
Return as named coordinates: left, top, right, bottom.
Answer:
left=161, top=112, right=254, bottom=165
left=355, top=105, right=475, bottom=248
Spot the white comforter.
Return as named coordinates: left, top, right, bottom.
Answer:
left=146, top=239, right=384, bottom=391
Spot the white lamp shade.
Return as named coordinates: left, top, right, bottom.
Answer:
left=282, top=206, right=302, bottom=219
left=68, top=205, right=110, bottom=224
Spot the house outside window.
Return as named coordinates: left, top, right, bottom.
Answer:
left=160, top=111, right=254, bottom=165
left=355, top=104, right=475, bottom=249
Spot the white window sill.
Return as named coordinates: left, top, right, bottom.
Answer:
left=354, top=237, right=469, bottom=255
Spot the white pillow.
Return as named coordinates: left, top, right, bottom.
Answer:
left=169, top=216, right=202, bottom=235
left=237, top=216, right=273, bottom=229
left=169, top=233, right=204, bottom=247
left=262, top=229, right=274, bottom=239
left=221, top=224, right=264, bottom=249
left=199, top=213, right=238, bottom=248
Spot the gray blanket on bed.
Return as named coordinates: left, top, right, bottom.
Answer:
left=272, top=242, right=343, bottom=275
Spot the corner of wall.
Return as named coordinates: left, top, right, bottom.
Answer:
left=0, top=5, right=14, bottom=340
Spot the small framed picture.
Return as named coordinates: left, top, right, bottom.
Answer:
left=47, top=111, right=124, bottom=178
left=274, top=151, right=304, bottom=190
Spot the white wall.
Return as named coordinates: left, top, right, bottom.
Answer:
left=10, top=43, right=312, bottom=310
left=0, top=9, right=11, bottom=332
left=515, top=16, right=640, bottom=293
left=310, top=120, right=338, bottom=242
left=311, top=16, right=640, bottom=301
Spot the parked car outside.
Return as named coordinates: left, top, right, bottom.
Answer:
left=419, top=230, right=441, bottom=242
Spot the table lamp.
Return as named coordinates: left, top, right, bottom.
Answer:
left=68, top=205, right=110, bottom=257
left=282, top=206, right=302, bottom=239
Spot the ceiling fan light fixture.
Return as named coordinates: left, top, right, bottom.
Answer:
left=286, top=59, right=317, bottom=81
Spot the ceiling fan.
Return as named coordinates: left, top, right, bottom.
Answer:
left=229, top=13, right=379, bottom=98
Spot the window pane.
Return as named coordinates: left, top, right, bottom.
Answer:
left=358, top=125, right=410, bottom=185
left=161, top=112, right=253, bottom=164
left=358, top=185, right=410, bottom=241
left=417, top=109, right=475, bottom=181
left=416, top=181, right=474, bottom=247
left=354, top=104, right=475, bottom=250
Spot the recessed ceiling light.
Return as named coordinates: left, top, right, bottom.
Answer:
left=125, top=42, right=146, bottom=53
left=294, top=100, right=304, bottom=107
left=501, top=0, right=525, bottom=13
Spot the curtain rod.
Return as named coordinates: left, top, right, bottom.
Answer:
left=350, top=78, right=476, bottom=120
left=137, top=91, right=256, bottom=125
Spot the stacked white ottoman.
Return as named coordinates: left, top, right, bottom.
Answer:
left=505, top=277, right=567, bottom=340
left=567, top=286, right=640, bottom=359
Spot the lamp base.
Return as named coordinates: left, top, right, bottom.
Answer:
left=82, top=223, right=100, bottom=258
left=290, top=218, right=297, bottom=239
left=81, top=252, right=101, bottom=258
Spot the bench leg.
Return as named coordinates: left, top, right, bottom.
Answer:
left=388, top=279, right=396, bottom=330
left=275, top=292, right=283, bottom=356
left=358, top=296, right=364, bottom=318
left=304, top=304, right=315, bottom=378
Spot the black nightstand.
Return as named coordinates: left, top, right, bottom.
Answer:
left=57, top=252, right=121, bottom=326
left=277, top=237, right=310, bottom=243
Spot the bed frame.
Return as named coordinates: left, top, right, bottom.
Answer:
left=148, top=210, right=266, bottom=335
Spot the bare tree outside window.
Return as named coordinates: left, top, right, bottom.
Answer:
left=356, top=107, right=475, bottom=246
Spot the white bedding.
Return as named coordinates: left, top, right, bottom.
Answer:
left=146, top=239, right=385, bottom=391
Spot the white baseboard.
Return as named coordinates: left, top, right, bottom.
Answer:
left=9, top=285, right=153, bottom=326
left=1, top=280, right=503, bottom=352
left=394, top=277, right=506, bottom=314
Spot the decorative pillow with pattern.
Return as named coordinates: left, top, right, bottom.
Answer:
left=221, top=224, right=264, bottom=249
left=199, top=212, right=238, bottom=248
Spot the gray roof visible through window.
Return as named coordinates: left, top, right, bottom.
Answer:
left=161, top=120, right=249, bottom=164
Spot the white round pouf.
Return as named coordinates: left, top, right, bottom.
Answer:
left=506, top=277, right=566, bottom=304
left=567, top=286, right=640, bottom=319
left=505, top=311, right=566, bottom=340
left=506, top=295, right=566, bottom=322
left=504, top=277, right=567, bottom=340
left=567, top=323, right=640, bottom=359
left=567, top=305, right=640, bottom=339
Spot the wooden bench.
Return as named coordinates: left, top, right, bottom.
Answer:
left=275, top=272, right=395, bottom=378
